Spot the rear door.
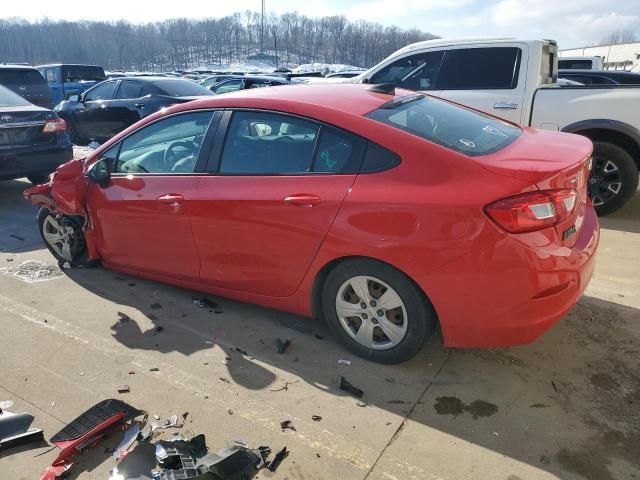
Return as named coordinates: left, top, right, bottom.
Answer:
left=191, top=110, right=366, bottom=297
left=435, top=45, right=528, bottom=123
left=108, top=79, right=148, bottom=132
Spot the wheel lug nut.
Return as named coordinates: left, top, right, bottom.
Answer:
left=360, top=302, right=367, bottom=309
left=370, top=300, right=377, bottom=307
left=361, top=313, right=368, bottom=319
left=371, top=318, right=378, bottom=325
left=377, top=310, right=384, bottom=317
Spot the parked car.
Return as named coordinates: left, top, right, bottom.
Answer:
left=105, top=71, right=127, bottom=79
left=0, top=84, right=72, bottom=185
left=209, top=75, right=296, bottom=94
left=558, top=69, right=640, bottom=85
left=37, top=64, right=107, bottom=105
left=55, top=76, right=213, bottom=144
left=0, top=65, right=53, bottom=108
left=25, top=83, right=598, bottom=363
left=200, top=74, right=244, bottom=89
left=351, top=37, right=640, bottom=215
left=558, top=56, right=604, bottom=70
left=326, top=70, right=366, bottom=79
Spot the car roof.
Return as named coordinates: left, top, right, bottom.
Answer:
left=392, top=36, right=552, bottom=55
left=0, top=64, right=40, bottom=70
left=177, top=83, right=411, bottom=116
left=36, top=63, right=103, bottom=68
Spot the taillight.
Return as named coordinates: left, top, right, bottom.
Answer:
left=42, top=118, right=67, bottom=134
left=485, top=189, right=577, bottom=233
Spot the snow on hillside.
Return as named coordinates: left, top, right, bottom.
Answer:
left=292, top=63, right=365, bottom=74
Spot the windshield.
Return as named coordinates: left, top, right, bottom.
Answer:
left=0, top=69, right=47, bottom=86
left=153, top=80, right=214, bottom=97
left=0, top=84, right=31, bottom=107
left=62, top=66, right=106, bottom=82
left=367, top=95, right=521, bottom=157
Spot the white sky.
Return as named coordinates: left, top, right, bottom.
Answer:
left=3, top=0, right=640, bottom=49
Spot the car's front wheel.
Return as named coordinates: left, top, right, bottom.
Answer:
left=37, top=208, right=91, bottom=267
left=322, top=258, right=436, bottom=364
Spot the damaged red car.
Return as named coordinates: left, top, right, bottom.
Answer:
left=25, top=83, right=599, bottom=363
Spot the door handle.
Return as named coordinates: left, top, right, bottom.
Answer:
left=157, top=194, right=184, bottom=206
left=493, top=102, right=519, bottom=110
left=284, top=194, right=322, bottom=207
left=134, top=103, right=145, bottom=108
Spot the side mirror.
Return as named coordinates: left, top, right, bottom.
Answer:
left=68, top=94, right=81, bottom=102
left=87, top=158, right=112, bottom=187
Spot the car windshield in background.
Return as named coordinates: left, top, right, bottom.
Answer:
left=0, top=84, right=31, bottom=106
left=0, top=69, right=47, bottom=86
left=366, top=95, right=521, bottom=157
left=153, top=80, right=213, bottom=97
left=62, top=66, right=106, bottom=82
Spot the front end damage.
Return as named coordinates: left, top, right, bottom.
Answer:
left=24, top=158, right=100, bottom=260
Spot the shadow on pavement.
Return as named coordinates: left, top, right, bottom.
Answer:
left=0, top=179, right=43, bottom=254
left=598, top=189, right=640, bottom=234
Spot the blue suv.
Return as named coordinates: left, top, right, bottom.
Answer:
left=38, top=64, right=106, bottom=106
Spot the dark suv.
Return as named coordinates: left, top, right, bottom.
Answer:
left=0, top=65, right=53, bottom=108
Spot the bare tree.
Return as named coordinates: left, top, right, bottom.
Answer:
left=600, top=28, right=638, bottom=46
left=0, top=14, right=437, bottom=71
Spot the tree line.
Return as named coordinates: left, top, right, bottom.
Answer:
left=0, top=13, right=437, bottom=71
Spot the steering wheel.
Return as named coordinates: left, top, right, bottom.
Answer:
left=164, top=140, right=196, bottom=171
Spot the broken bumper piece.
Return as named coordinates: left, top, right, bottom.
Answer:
left=0, top=410, right=44, bottom=451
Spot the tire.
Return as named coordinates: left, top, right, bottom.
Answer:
left=67, top=120, right=85, bottom=146
left=589, top=142, right=639, bottom=216
left=27, top=174, right=50, bottom=185
left=321, top=258, right=436, bottom=364
left=37, top=208, right=93, bottom=267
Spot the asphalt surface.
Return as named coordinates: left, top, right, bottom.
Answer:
left=0, top=176, right=638, bottom=480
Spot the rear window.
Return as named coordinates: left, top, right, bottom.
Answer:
left=558, top=59, right=593, bottom=69
left=153, top=80, right=213, bottom=97
left=366, top=95, right=521, bottom=157
left=62, top=66, right=106, bottom=82
left=0, top=69, right=46, bottom=86
left=0, top=84, right=31, bottom=106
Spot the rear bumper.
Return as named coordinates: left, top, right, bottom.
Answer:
left=417, top=205, right=599, bottom=348
left=0, top=142, right=72, bottom=181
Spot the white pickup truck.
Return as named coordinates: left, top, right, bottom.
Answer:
left=347, top=37, right=639, bottom=215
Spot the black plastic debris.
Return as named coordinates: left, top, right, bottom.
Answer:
left=280, top=420, right=295, bottom=432
left=193, top=297, right=218, bottom=309
left=311, top=415, right=322, bottom=422
left=340, top=376, right=364, bottom=398
left=0, top=409, right=44, bottom=451
left=267, top=446, right=289, bottom=472
left=314, top=334, right=324, bottom=340
left=276, top=338, right=291, bottom=354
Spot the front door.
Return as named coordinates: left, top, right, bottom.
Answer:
left=86, top=110, right=218, bottom=281
left=73, top=80, right=119, bottom=142
left=191, top=110, right=366, bottom=297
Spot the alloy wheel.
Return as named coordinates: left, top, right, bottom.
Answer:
left=335, top=275, right=408, bottom=350
left=589, top=156, right=623, bottom=207
left=42, top=215, right=78, bottom=262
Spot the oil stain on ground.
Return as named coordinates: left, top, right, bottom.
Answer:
left=434, top=396, right=498, bottom=419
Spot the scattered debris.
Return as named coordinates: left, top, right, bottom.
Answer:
left=270, top=379, right=300, bottom=392
left=234, top=347, right=254, bottom=359
left=181, top=412, right=189, bottom=421
left=276, top=338, right=291, bottom=354
left=339, top=376, right=364, bottom=398
left=128, top=371, right=135, bottom=375
left=153, top=415, right=161, bottom=421
left=79, top=372, right=85, bottom=376
left=0, top=408, right=44, bottom=452
left=551, top=380, right=559, bottom=393
left=530, top=403, right=550, bottom=408
left=356, top=401, right=368, bottom=407
left=314, top=334, right=324, bottom=340
left=219, top=377, right=231, bottom=384
left=40, top=399, right=143, bottom=480
left=154, top=326, right=164, bottom=333
left=311, top=415, right=322, bottom=422
left=384, top=377, right=395, bottom=383
left=280, top=420, right=296, bottom=432
left=193, top=297, right=218, bottom=309
left=492, top=431, right=500, bottom=436
left=150, top=303, right=162, bottom=310
left=117, top=385, right=131, bottom=394
left=338, top=359, right=351, bottom=366
left=113, top=422, right=141, bottom=460
left=227, top=409, right=233, bottom=415
left=268, top=446, right=289, bottom=472
left=149, top=367, right=160, bottom=372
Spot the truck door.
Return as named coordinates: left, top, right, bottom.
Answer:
left=434, top=45, right=528, bottom=124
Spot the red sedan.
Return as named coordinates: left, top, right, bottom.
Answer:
left=25, top=83, right=599, bottom=363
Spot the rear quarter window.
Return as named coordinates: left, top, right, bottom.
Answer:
left=0, top=69, right=47, bottom=86
left=366, top=95, right=521, bottom=157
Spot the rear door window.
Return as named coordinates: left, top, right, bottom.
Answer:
left=84, top=81, right=118, bottom=101
left=116, top=80, right=143, bottom=99
left=437, top=47, right=522, bottom=90
left=366, top=95, right=521, bottom=157
left=370, top=51, right=443, bottom=90
left=0, top=69, right=47, bottom=86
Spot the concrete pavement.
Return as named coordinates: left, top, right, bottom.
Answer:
left=0, top=178, right=638, bottom=480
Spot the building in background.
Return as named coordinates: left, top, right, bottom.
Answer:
left=560, top=42, right=640, bottom=71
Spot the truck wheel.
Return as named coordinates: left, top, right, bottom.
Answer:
left=321, top=258, right=437, bottom=364
left=37, top=208, right=93, bottom=267
left=589, top=142, right=639, bottom=216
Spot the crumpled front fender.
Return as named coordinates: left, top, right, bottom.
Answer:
left=24, top=158, right=88, bottom=216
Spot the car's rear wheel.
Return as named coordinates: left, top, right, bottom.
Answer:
left=589, top=142, right=639, bottom=216
left=322, top=258, right=436, bottom=364
left=37, top=208, right=92, bottom=267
